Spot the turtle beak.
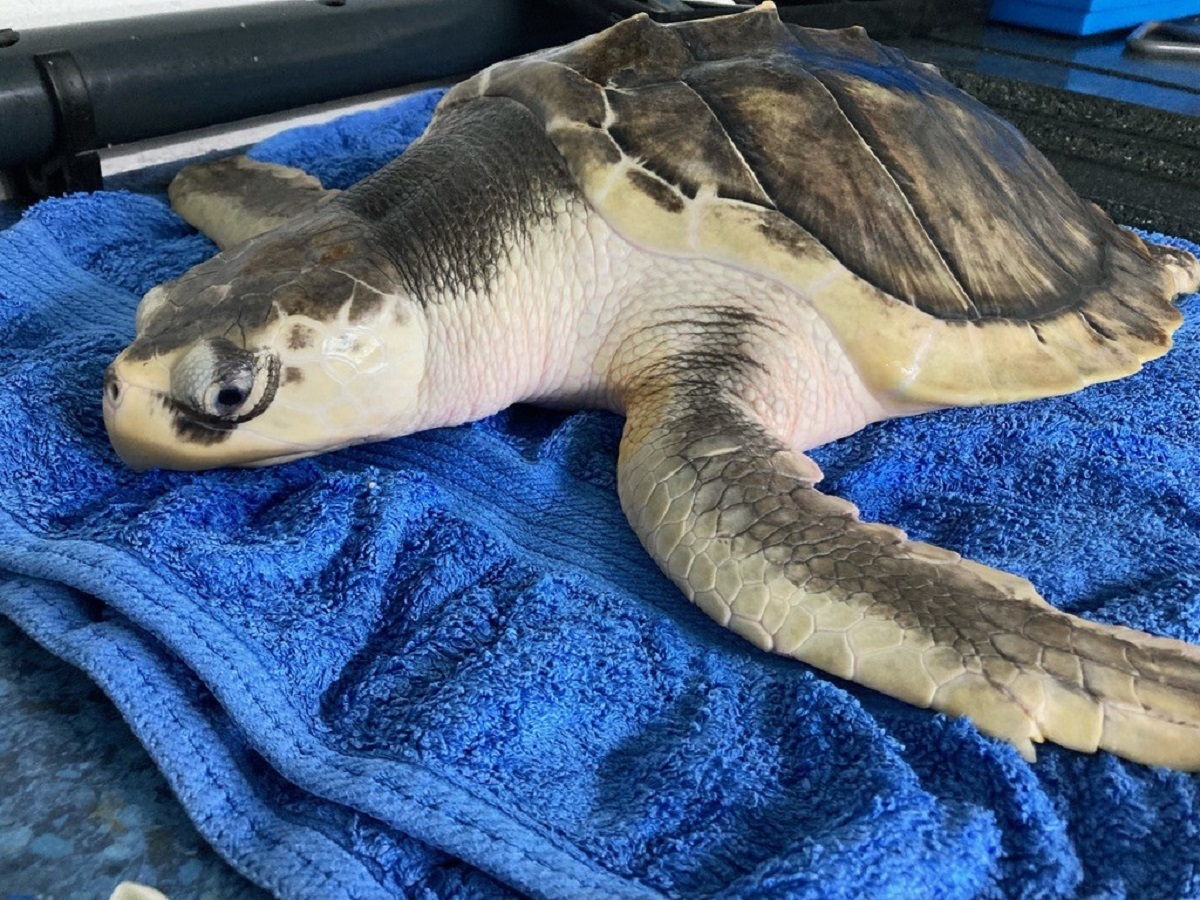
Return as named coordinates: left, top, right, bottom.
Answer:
left=102, top=366, right=223, bottom=471
left=102, top=360, right=160, bottom=472
left=103, top=352, right=304, bottom=471
left=102, top=355, right=210, bottom=471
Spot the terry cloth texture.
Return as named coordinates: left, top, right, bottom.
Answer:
left=2, top=88, right=1200, bottom=899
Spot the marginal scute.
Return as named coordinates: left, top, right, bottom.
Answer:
left=441, top=2, right=1190, bottom=406
left=545, top=125, right=624, bottom=186
left=483, top=60, right=608, bottom=130
left=625, top=167, right=686, bottom=214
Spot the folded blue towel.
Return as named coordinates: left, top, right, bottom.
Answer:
left=2, top=88, right=1200, bottom=899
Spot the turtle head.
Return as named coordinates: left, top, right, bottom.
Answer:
left=103, top=232, right=428, bottom=471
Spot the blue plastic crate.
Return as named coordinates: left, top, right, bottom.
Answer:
left=990, top=0, right=1200, bottom=35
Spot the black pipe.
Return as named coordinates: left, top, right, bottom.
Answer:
left=0, top=0, right=583, bottom=194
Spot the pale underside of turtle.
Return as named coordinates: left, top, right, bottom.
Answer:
left=102, top=3, right=1200, bottom=769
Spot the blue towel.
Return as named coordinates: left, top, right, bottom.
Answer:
left=2, top=88, right=1200, bottom=899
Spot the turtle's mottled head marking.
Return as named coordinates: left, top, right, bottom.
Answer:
left=104, top=213, right=428, bottom=471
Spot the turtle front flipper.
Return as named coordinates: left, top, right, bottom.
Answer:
left=618, top=387, right=1200, bottom=768
left=169, top=155, right=337, bottom=249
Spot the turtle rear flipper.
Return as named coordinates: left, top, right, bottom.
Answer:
left=169, top=155, right=337, bottom=250
left=619, top=386, right=1200, bottom=768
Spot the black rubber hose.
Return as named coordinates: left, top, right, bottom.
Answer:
left=0, top=0, right=580, bottom=172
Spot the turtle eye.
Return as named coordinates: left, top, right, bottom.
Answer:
left=172, top=338, right=261, bottom=420
left=207, top=369, right=255, bottom=418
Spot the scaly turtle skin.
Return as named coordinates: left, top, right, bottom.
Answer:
left=103, top=4, right=1200, bottom=768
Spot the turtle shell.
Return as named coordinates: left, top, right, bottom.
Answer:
left=440, top=2, right=1196, bottom=405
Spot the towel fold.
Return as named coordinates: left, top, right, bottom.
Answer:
left=2, top=88, right=1199, bottom=898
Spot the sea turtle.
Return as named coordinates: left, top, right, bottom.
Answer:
left=102, top=3, right=1200, bottom=769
